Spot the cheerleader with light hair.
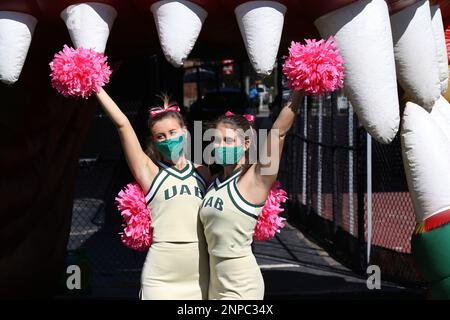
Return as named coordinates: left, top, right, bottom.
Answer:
left=95, top=88, right=211, bottom=300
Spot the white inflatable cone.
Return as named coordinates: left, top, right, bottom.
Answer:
left=401, top=101, right=450, bottom=222
left=430, top=96, right=450, bottom=143
left=0, top=11, right=37, bottom=85
left=235, top=1, right=286, bottom=76
left=430, top=5, right=449, bottom=95
left=315, top=0, right=399, bottom=144
left=151, top=0, right=207, bottom=67
left=61, top=2, right=117, bottom=53
left=391, top=1, right=441, bottom=111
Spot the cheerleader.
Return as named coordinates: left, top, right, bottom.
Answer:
left=95, top=89, right=210, bottom=300
left=199, top=91, right=303, bottom=300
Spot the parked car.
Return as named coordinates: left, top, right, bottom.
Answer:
left=256, top=83, right=270, bottom=105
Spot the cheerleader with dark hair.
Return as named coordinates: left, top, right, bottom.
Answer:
left=199, top=91, right=304, bottom=299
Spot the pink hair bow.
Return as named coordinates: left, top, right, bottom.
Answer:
left=149, top=105, right=181, bottom=118
left=224, top=110, right=255, bottom=123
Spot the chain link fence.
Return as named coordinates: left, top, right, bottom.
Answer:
left=278, top=90, right=424, bottom=287
left=62, top=98, right=147, bottom=297
left=369, top=133, right=423, bottom=284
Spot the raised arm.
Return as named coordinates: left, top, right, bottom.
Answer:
left=94, top=88, right=158, bottom=191
left=245, top=91, right=304, bottom=191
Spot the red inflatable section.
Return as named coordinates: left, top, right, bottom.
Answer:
left=0, top=0, right=360, bottom=56
left=436, top=0, right=450, bottom=62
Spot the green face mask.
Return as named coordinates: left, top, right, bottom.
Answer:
left=215, top=145, right=244, bottom=165
left=155, top=134, right=185, bottom=161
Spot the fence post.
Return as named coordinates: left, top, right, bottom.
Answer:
left=366, top=133, right=373, bottom=266
left=331, top=92, right=339, bottom=234
left=306, top=98, right=313, bottom=217
left=356, top=125, right=368, bottom=273
left=348, top=101, right=355, bottom=237
left=317, top=96, right=323, bottom=216
left=302, top=96, right=308, bottom=205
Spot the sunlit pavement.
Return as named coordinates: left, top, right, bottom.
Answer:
left=256, top=223, right=425, bottom=299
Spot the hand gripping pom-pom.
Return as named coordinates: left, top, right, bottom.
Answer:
left=115, top=182, right=152, bottom=251
left=283, top=37, right=345, bottom=96
left=253, top=181, right=288, bottom=241
left=50, top=45, right=112, bottom=99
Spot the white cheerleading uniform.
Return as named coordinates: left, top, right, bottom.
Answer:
left=199, top=168, right=265, bottom=300
left=139, top=160, right=210, bottom=300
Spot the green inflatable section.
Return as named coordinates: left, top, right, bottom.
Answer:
left=431, top=277, right=450, bottom=300
left=411, top=222, right=450, bottom=299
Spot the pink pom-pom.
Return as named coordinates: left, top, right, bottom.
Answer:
left=49, top=45, right=112, bottom=99
left=253, top=181, right=288, bottom=241
left=283, top=37, right=344, bottom=96
left=115, top=182, right=152, bottom=251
